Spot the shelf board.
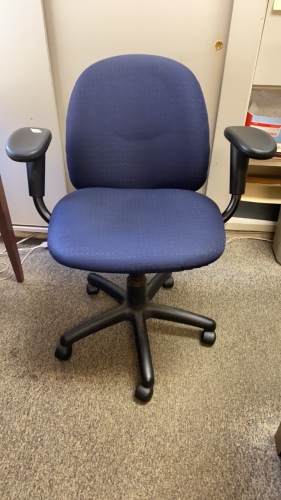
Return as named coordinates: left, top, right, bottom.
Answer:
left=226, top=217, right=276, bottom=232
left=247, top=176, right=281, bottom=185
left=249, top=157, right=281, bottom=167
left=242, top=183, right=281, bottom=203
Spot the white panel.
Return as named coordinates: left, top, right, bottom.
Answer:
left=254, top=0, right=281, bottom=86
left=0, top=0, right=67, bottom=226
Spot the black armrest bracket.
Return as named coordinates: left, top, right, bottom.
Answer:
left=224, top=126, right=277, bottom=195
left=221, top=194, right=241, bottom=224
left=6, top=127, right=52, bottom=223
left=222, top=126, right=277, bottom=223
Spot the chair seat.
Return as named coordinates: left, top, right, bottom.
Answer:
left=48, top=187, right=225, bottom=274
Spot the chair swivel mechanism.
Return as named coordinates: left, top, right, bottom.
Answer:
left=6, top=55, right=276, bottom=402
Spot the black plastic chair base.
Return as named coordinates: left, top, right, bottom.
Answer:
left=55, top=272, right=216, bottom=402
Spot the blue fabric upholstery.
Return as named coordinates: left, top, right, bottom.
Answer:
left=66, top=55, right=210, bottom=191
left=48, top=188, right=225, bottom=274
left=48, top=55, right=226, bottom=274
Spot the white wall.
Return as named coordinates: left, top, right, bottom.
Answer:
left=0, top=0, right=67, bottom=227
left=254, top=0, right=281, bottom=86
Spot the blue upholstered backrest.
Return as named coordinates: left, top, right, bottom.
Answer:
left=66, top=55, right=210, bottom=190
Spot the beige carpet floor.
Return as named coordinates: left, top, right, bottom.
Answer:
left=0, top=238, right=281, bottom=499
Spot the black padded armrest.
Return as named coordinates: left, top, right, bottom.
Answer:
left=224, top=126, right=277, bottom=196
left=224, top=126, right=276, bottom=159
left=5, top=127, right=52, bottom=222
left=6, top=127, right=52, bottom=162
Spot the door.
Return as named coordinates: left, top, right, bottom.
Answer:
left=43, top=0, right=234, bottom=191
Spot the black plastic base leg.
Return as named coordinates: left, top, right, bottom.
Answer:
left=60, top=305, right=128, bottom=347
left=147, top=273, right=172, bottom=300
left=132, top=311, right=154, bottom=402
left=87, top=273, right=125, bottom=304
left=147, top=303, right=216, bottom=332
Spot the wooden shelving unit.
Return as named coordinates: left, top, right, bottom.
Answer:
left=244, top=74, right=281, bottom=208
left=242, top=155, right=281, bottom=204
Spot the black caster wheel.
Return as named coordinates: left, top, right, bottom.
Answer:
left=162, top=276, right=174, bottom=289
left=55, top=344, right=73, bottom=361
left=200, top=330, right=216, bottom=346
left=135, top=384, right=154, bottom=403
left=86, top=283, right=99, bottom=295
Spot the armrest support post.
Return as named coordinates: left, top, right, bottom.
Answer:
left=229, top=146, right=249, bottom=195
left=6, top=127, right=53, bottom=224
left=26, top=156, right=46, bottom=197
left=222, top=126, right=277, bottom=221
left=33, top=196, right=51, bottom=223
left=222, top=194, right=241, bottom=223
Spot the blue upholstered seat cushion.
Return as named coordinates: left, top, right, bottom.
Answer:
left=48, top=188, right=225, bottom=274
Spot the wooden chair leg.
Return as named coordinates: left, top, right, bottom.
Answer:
left=0, top=176, right=24, bottom=282
left=275, top=422, right=281, bottom=456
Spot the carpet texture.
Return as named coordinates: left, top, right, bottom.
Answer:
left=0, top=238, right=281, bottom=499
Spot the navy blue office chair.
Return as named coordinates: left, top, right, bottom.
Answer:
left=6, top=55, right=276, bottom=402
